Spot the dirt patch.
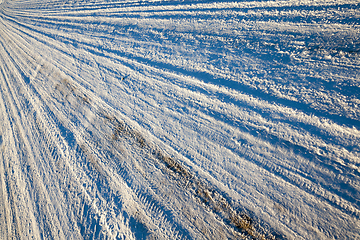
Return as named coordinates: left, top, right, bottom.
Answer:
left=105, top=114, right=275, bottom=240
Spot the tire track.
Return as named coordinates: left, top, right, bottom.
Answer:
left=6, top=8, right=359, bottom=130
left=0, top=39, right=83, bottom=240
left=1, top=0, right=360, bottom=239
left=0, top=24, right=250, bottom=237
left=4, top=0, right=358, bottom=224
left=7, top=12, right=358, bottom=158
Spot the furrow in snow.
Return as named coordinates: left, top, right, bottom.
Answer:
left=1, top=0, right=360, bottom=239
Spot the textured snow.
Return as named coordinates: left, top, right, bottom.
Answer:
left=0, top=0, right=359, bottom=239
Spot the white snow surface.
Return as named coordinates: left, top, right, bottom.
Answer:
left=0, top=0, right=360, bottom=239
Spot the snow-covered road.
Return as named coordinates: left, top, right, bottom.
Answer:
left=0, top=0, right=359, bottom=239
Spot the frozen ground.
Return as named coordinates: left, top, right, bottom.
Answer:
left=0, top=0, right=359, bottom=239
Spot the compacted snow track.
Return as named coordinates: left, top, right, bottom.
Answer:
left=0, top=0, right=359, bottom=239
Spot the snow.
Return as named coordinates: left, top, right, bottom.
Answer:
left=0, top=0, right=359, bottom=239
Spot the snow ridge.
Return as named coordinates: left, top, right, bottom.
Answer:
left=0, top=0, right=359, bottom=239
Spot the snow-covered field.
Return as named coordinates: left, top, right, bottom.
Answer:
left=0, top=0, right=359, bottom=239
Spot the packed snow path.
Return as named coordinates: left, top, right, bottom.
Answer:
left=0, top=0, right=359, bottom=239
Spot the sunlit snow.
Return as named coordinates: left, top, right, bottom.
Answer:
left=0, top=0, right=359, bottom=239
